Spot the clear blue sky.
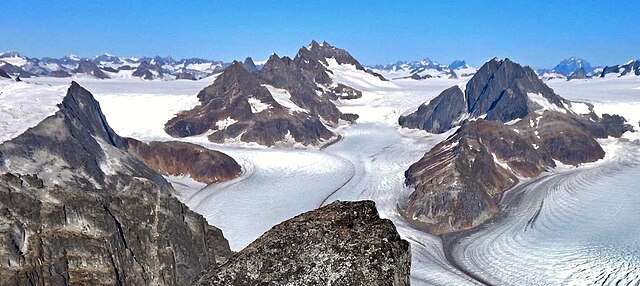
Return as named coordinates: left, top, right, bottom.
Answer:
left=1, top=1, right=638, bottom=68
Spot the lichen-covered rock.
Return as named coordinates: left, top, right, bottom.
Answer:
left=0, top=173, right=231, bottom=286
left=197, top=200, right=411, bottom=286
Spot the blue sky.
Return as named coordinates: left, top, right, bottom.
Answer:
left=1, top=1, right=638, bottom=68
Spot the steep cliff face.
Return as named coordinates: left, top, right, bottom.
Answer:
left=400, top=59, right=635, bottom=234
left=399, top=58, right=567, bottom=133
left=197, top=201, right=411, bottom=286
left=125, top=139, right=242, bottom=185
left=0, top=82, right=233, bottom=285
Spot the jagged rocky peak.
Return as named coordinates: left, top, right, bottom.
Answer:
left=242, top=56, right=258, bottom=72
left=567, top=66, right=589, bottom=80
left=600, top=59, right=640, bottom=77
left=0, top=81, right=160, bottom=189
left=448, top=60, right=468, bottom=70
left=165, top=60, right=334, bottom=146
left=75, top=58, right=110, bottom=79
left=0, top=81, right=235, bottom=285
left=399, top=58, right=635, bottom=234
left=133, top=60, right=164, bottom=80
left=197, top=200, right=411, bottom=286
left=553, top=57, right=593, bottom=76
left=297, top=40, right=365, bottom=70
left=400, top=58, right=568, bottom=133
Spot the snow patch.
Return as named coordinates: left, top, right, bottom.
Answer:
left=248, top=97, right=271, bottom=113
left=215, top=117, right=237, bottom=129
left=263, top=84, right=308, bottom=113
left=528, top=92, right=567, bottom=114
left=0, top=81, right=68, bottom=143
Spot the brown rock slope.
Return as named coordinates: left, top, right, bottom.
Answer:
left=400, top=59, right=635, bottom=235
left=125, top=139, right=241, bottom=185
left=197, top=201, right=411, bottom=286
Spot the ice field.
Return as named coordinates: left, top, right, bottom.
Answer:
left=5, top=72, right=639, bottom=285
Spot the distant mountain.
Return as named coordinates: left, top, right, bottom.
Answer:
left=164, top=40, right=383, bottom=146
left=600, top=60, right=640, bottom=77
left=399, top=58, right=634, bottom=234
left=552, top=57, right=593, bottom=76
left=0, top=51, right=229, bottom=80
left=369, top=58, right=476, bottom=80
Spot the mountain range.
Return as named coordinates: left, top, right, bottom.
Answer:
left=0, top=51, right=233, bottom=80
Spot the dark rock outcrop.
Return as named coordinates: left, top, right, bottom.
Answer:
left=165, top=61, right=334, bottom=146
left=400, top=58, right=567, bottom=133
left=567, top=67, right=589, bottom=80
left=400, top=58, right=635, bottom=234
left=125, top=139, right=242, bottom=184
left=164, top=41, right=377, bottom=146
left=174, top=71, right=198, bottom=80
left=0, top=67, right=9, bottom=78
left=398, top=86, right=466, bottom=133
left=0, top=82, right=233, bottom=285
left=242, top=57, right=258, bottom=73
left=600, top=60, right=640, bottom=77
left=258, top=54, right=344, bottom=123
left=0, top=62, right=33, bottom=78
left=133, top=61, right=164, bottom=80
left=74, top=59, right=110, bottom=79
left=197, top=200, right=411, bottom=286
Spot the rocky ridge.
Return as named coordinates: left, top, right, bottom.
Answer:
left=0, top=82, right=235, bottom=285
left=164, top=41, right=372, bottom=146
left=197, top=200, right=411, bottom=286
left=399, top=58, right=635, bottom=234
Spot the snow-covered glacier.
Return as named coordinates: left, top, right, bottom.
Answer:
left=14, top=73, right=640, bottom=286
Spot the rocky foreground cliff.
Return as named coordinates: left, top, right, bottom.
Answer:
left=0, top=82, right=234, bottom=285
left=0, top=81, right=411, bottom=285
left=400, top=58, right=635, bottom=234
left=197, top=201, right=411, bottom=286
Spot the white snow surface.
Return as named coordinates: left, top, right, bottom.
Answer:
left=263, top=84, right=308, bottom=113
left=0, top=81, right=68, bottom=143
left=0, top=55, right=28, bottom=67
left=248, top=97, right=271, bottom=113
left=7, top=74, right=640, bottom=286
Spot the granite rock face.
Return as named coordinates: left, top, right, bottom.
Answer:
left=0, top=82, right=233, bottom=285
left=125, top=139, right=242, bottom=185
left=75, top=59, right=110, bottom=79
left=197, top=201, right=411, bottom=286
left=400, top=58, right=635, bottom=234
